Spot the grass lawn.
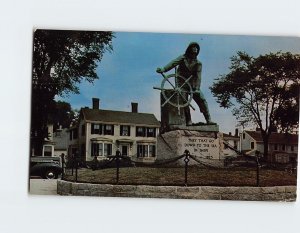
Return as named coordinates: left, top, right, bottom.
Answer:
left=64, top=166, right=297, bottom=187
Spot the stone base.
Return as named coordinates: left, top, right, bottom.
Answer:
left=157, top=130, right=224, bottom=166
left=58, top=180, right=297, bottom=202
left=169, top=124, right=219, bottom=132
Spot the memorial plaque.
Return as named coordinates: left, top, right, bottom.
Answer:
left=179, top=136, right=220, bottom=159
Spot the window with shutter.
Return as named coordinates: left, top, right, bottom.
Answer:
left=136, top=127, right=145, bottom=137
left=91, top=123, right=102, bottom=134
left=147, top=128, right=156, bottom=137
left=104, top=124, right=114, bottom=135
left=104, top=144, right=112, bottom=156
left=120, top=125, right=130, bottom=136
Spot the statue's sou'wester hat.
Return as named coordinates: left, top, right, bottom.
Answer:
left=185, top=42, right=200, bottom=56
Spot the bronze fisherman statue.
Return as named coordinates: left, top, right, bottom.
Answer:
left=156, top=42, right=214, bottom=125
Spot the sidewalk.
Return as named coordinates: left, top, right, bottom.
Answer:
left=29, top=179, right=58, bottom=195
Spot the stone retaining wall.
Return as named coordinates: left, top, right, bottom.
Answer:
left=57, top=180, right=296, bottom=201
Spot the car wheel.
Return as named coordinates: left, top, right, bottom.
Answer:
left=44, top=169, right=58, bottom=179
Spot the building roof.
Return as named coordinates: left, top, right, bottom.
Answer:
left=81, top=108, right=160, bottom=127
left=223, top=133, right=239, bottom=140
left=246, top=131, right=298, bottom=145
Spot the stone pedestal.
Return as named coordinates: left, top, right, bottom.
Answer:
left=169, top=124, right=219, bottom=132
left=157, top=129, right=224, bottom=166
left=159, top=91, right=223, bottom=165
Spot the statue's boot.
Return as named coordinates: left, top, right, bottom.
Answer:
left=204, top=112, right=216, bottom=125
left=184, top=106, right=193, bottom=126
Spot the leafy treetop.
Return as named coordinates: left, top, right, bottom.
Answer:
left=210, top=51, right=300, bottom=134
left=32, top=29, right=114, bottom=96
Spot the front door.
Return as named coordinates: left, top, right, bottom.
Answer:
left=121, top=145, right=128, bottom=156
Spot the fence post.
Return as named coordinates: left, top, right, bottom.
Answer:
left=92, top=156, right=98, bottom=171
left=71, top=154, right=74, bottom=176
left=75, top=158, right=78, bottom=183
left=184, top=150, right=190, bottom=186
left=255, top=151, right=260, bottom=187
left=116, top=150, right=121, bottom=184
left=61, top=153, right=65, bottom=180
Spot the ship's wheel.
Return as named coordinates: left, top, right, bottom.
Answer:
left=153, top=73, right=195, bottom=114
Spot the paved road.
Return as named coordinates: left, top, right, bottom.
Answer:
left=29, top=178, right=58, bottom=195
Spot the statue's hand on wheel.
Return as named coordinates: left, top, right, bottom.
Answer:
left=156, top=67, right=164, bottom=73
left=194, top=88, right=200, bottom=93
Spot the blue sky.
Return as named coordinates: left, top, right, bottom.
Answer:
left=58, top=32, right=300, bottom=134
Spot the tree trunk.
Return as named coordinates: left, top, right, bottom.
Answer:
left=262, top=134, right=270, bottom=162
left=30, top=87, right=55, bottom=156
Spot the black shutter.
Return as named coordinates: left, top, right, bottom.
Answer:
left=91, top=123, right=95, bottom=134
left=152, top=145, right=156, bottom=157
left=96, top=143, right=99, bottom=156
left=92, top=143, right=100, bottom=156
left=81, top=125, right=85, bottom=136
left=111, top=125, right=114, bottom=135
left=91, top=143, right=95, bottom=156
left=137, top=145, right=141, bottom=157
left=128, top=126, right=131, bottom=136
left=108, top=144, right=112, bottom=155
left=120, top=125, right=123, bottom=136
left=99, top=124, right=102, bottom=135
left=103, top=125, right=106, bottom=135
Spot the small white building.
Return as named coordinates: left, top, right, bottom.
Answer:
left=240, top=130, right=298, bottom=163
left=33, top=124, right=69, bottom=157
left=223, top=129, right=240, bottom=158
left=68, top=98, right=160, bottom=163
left=53, top=127, right=69, bottom=157
left=39, top=124, right=55, bottom=157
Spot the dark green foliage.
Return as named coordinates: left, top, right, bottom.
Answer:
left=32, top=29, right=114, bottom=95
left=48, top=100, right=77, bottom=131
left=210, top=51, right=300, bottom=158
left=31, top=29, right=114, bottom=155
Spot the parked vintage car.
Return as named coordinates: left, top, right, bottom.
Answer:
left=30, top=156, right=62, bottom=179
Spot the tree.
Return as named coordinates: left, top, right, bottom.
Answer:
left=48, top=100, right=77, bottom=131
left=31, top=29, right=114, bottom=156
left=210, top=51, right=300, bottom=159
left=273, top=83, right=299, bottom=133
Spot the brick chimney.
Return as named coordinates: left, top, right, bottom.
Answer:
left=131, top=102, right=138, bottom=113
left=235, top=128, right=238, bottom=137
left=92, top=98, right=100, bottom=109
